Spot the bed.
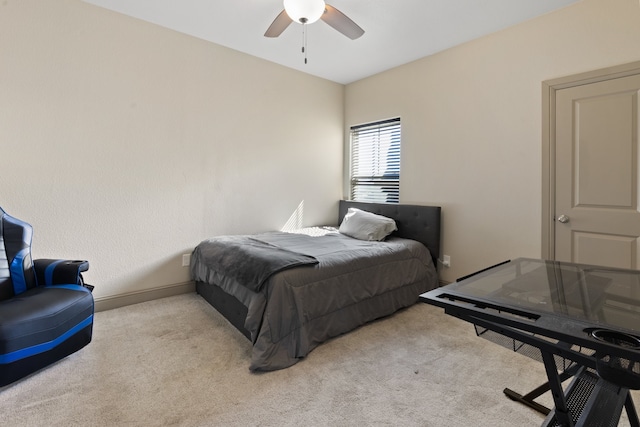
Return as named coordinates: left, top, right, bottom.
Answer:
left=191, top=200, right=441, bottom=371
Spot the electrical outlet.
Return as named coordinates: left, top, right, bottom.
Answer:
left=182, top=253, right=191, bottom=267
left=443, top=255, right=451, bottom=268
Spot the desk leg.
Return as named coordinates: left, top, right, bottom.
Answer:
left=504, top=386, right=551, bottom=415
left=503, top=364, right=578, bottom=416
left=626, top=394, right=640, bottom=427
left=541, top=351, right=574, bottom=427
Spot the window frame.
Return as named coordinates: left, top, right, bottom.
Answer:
left=348, top=117, right=401, bottom=204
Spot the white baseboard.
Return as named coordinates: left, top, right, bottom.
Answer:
left=94, top=281, right=195, bottom=312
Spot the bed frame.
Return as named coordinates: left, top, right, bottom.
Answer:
left=196, top=200, right=442, bottom=340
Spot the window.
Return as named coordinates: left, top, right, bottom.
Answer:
left=349, top=118, right=401, bottom=203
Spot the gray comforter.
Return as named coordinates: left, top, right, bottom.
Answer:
left=192, top=235, right=319, bottom=292
left=191, top=230, right=438, bottom=371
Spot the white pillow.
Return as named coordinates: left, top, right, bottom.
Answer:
left=338, top=208, right=397, bottom=241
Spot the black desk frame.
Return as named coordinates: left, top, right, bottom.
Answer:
left=454, top=308, right=639, bottom=426
left=423, top=258, right=640, bottom=427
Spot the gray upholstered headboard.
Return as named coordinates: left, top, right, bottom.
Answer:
left=338, top=200, right=442, bottom=266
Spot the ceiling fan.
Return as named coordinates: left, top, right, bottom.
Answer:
left=264, top=0, right=365, bottom=40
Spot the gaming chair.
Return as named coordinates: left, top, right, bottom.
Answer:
left=0, top=207, right=94, bottom=386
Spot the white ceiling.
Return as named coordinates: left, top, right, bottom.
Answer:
left=82, top=0, right=581, bottom=84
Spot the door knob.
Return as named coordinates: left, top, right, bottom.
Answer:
left=557, top=214, right=570, bottom=223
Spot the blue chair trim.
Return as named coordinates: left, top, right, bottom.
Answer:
left=0, top=314, right=93, bottom=364
left=53, top=284, right=90, bottom=292
left=9, top=248, right=29, bottom=295
left=44, top=260, right=64, bottom=286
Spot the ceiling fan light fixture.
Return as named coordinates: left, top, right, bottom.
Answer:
left=283, top=0, right=326, bottom=24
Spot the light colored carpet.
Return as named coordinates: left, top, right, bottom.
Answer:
left=0, top=293, right=636, bottom=426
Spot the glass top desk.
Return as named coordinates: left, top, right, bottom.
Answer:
left=420, top=258, right=640, bottom=427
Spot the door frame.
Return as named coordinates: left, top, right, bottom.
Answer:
left=541, top=60, right=640, bottom=260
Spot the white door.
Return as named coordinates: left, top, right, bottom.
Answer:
left=555, top=74, right=640, bottom=269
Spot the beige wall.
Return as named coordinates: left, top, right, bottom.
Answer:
left=345, top=0, right=640, bottom=282
left=0, top=0, right=344, bottom=303
left=3, top=0, right=638, bottom=304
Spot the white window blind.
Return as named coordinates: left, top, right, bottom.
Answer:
left=349, top=118, right=401, bottom=203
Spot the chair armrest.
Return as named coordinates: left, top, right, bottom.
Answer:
left=34, top=259, right=90, bottom=288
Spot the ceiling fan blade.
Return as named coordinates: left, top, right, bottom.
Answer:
left=321, top=4, right=364, bottom=40
left=264, top=9, right=292, bottom=37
